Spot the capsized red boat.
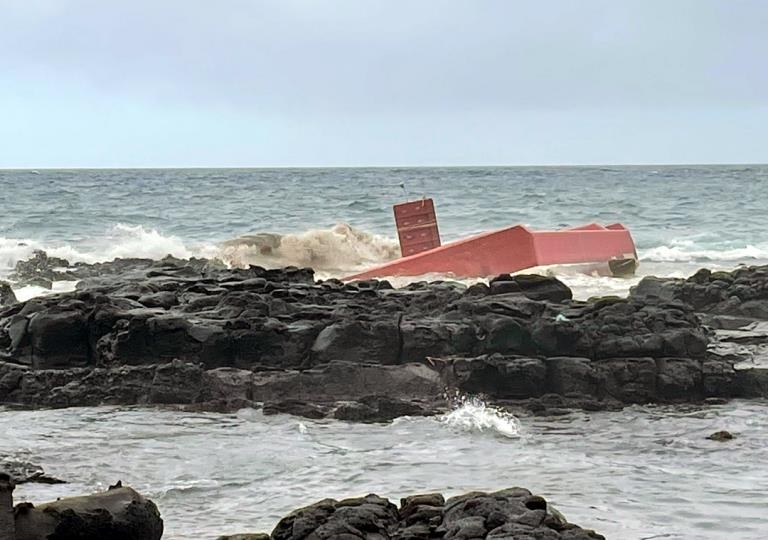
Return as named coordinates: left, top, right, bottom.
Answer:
left=344, top=198, right=638, bottom=281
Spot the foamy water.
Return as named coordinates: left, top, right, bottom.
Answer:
left=4, top=400, right=767, bottom=540
left=440, top=396, right=523, bottom=439
left=3, top=166, right=768, bottom=540
left=1, top=222, right=765, bottom=302
left=2, top=166, right=768, bottom=293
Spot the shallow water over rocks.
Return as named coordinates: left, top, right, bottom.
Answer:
left=2, top=399, right=766, bottom=540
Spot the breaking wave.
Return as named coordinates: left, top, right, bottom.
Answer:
left=1, top=224, right=213, bottom=271
left=439, top=396, right=522, bottom=439
left=640, top=240, right=768, bottom=263
left=0, top=223, right=398, bottom=277
left=217, top=223, right=400, bottom=274
left=3, top=224, right=767, bottom=302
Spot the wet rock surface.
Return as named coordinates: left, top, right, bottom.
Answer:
left=1, top=256, right=767, bottom=417
left=0, top=282, right=16, bottom=307
left=265, top=488, right=604, bottom=540
left=216, top=535, right=270, bottom=540
left=631, top=266, right=768, bottom=320
left=13, top=484, right=163, bottom=540
left=5, top=484, right=602, bottom=540
left=0, top=458, right=65, bottom=485
left=707, top=430, right=735, bottom=441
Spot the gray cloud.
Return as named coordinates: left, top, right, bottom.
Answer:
left=1, top=0, right=767, bottom=166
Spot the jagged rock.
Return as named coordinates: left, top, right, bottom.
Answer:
left=0, top=257, right=764, bottom=414
left=11, top=250, right=75, bottom=286
left=632, top=265, right=768, bottom=319
left=13, top=485, right=163, bottom=540
left=0, top=458, right=65, bottom=484
left=268, top=488, right=604, bottom=540
left=0, top=282, right=17, bottom=306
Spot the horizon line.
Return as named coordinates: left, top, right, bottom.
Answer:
left=1, top=161, right=766, bottom=171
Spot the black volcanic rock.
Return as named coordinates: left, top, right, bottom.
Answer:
left=490, top=274, right=573, bottom=303
left=268, top=488, right=604, bottom=540
left=0, top=282, right=17, bottom=307
left=11, top=250, right=75, bottom=286
left=13, top=485, right=163, bottom=540
left=0, top=458, right=65, bottom=485
left=0, top=256, right=765, bottom=416
left=632, top=265, right=768, bottom=319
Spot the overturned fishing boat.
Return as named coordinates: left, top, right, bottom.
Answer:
left=345, top=198, right=638, bottom=281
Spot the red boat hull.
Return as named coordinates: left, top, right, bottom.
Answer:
left=345, top=223, right=638, bottom=281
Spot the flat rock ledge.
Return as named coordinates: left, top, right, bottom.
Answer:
left=1, top=256, right=767, bottom=419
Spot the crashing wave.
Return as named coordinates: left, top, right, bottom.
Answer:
left=640, top=241, right=768, bottom=263
left=217, top=223, right=399, bottom=273
left=439, top=395, right=522, bottom=439
left=3, top=223, right=768, bottom=306
left=0, top=222, right=399, bottom=276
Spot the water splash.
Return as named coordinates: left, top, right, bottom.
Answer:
left=218, top=223, right=399, bottom=274
left=4, top=221, right=768, bottom=306
left=439, top=395, right=522, bottom=439
left=640, top=241, right=768, bottom=263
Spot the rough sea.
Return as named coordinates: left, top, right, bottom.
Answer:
left=2, top=165, right=768, bottom=539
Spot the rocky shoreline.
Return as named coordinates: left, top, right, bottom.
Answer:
left=1, top=253, right=767, bottom=420
left=1, top=477, right=605, bottom=540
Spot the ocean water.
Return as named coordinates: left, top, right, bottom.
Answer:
left=3, top=400, right=767, bottom=540
left=2, top=166, right=768, bottom=539
left=2, top=165, right=768, bottom=299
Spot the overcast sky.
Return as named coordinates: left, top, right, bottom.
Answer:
left=1, top=0, right=766, bottom=167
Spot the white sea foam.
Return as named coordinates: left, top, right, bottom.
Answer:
left=0, top=223, right=398, bottom=300
left=3, top=223, right=767, bottom=304
left=640, top=242, right=768, bottom=263
left=0, top=225, right=219, bottom=273
left=217, top=223, right=399, bottom=274
left=439, top=396, right=522, bottom=439
left=13, top=281, right=79, bottom=303
left=99, top=224, right=213, bottom=261
left=0, top=238, right=39, bottom=272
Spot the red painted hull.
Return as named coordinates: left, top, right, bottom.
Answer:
left=345, top=223, right=638, bottom=281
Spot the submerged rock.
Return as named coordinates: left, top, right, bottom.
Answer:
left=707, top=430, right=735, bottom=441
left=0, top=458, right=65, bottom=485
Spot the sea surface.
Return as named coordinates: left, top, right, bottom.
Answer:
left=3, top=400, right=767, bottom=539
left=2, top=165, right=768, bottom=539
left=2, top=165, right=768, bottom=299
